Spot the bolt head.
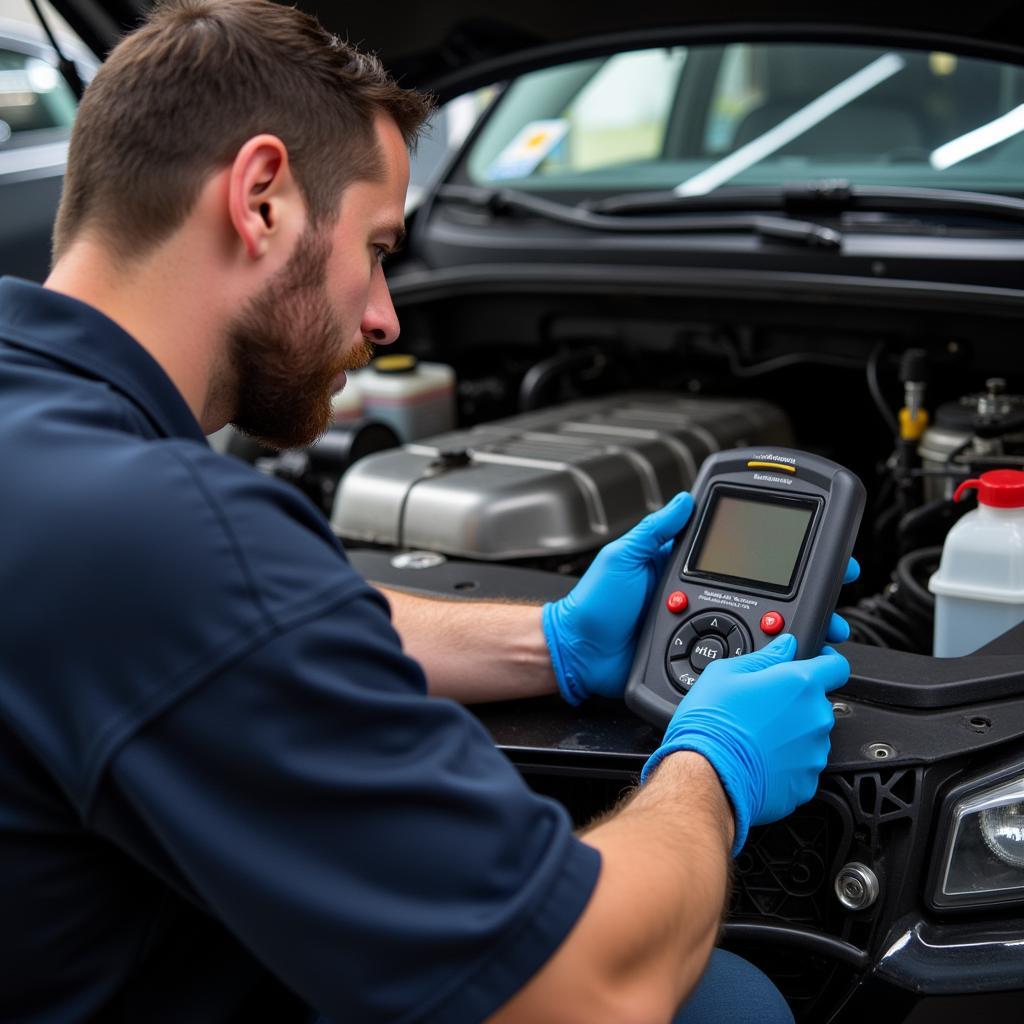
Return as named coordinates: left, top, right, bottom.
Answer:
left=835, top=862, right=880, bottom=910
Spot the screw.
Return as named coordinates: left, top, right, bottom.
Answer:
left=832, top=701, right=851, bottom=718
left=863, top=742, right=896, bottom=760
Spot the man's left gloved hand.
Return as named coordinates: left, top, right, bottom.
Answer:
left=543, top=492, right=694, bottom=705
left=543, top=492, right=860, bottom=705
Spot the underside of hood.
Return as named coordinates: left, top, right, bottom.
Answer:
left=50, top=0, right=1024, bottom=98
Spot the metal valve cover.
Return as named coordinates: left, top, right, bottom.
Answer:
left=331, top=393, right=792, bottom=560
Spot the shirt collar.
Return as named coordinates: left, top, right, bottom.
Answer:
left=0, top=277, right=207, bottom=443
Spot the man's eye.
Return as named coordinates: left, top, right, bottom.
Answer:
left=374, top=245, right=390, bottom=266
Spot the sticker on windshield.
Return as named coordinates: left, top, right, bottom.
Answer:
left=487, top=119, right=569, bottom=180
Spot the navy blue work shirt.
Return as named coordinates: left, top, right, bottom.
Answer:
left=0, top=278, right=600, bottom=1023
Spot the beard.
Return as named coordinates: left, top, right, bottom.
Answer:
left=227, top=226, right=375, bottom=450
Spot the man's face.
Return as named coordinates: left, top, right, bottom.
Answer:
left=228, top=115, right=408, bottom=449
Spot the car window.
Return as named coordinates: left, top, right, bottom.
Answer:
left=464, top=41, right=1024, bottom=196
left=407, top=87, right=495, bottom=210
left=0, top=45, right=76, bottom=146
left=504, top=48, right=687, bottom=178
left=702, top=44, right=767, bottom=155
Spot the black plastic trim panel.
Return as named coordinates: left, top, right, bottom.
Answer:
left=875, top=915, right=1024, bottom=994
left=389, top=263, right=1024, bottom=319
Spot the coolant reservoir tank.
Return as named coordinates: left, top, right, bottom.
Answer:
left=929, top=470, right=1024, bottom=656
left=359, top=355, right=455, bottom=442
left=331, top=369, right=363, bottom=423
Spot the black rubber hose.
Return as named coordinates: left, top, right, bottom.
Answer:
left=898, top=498, right=954, bottom=541
left=840, top=611, right=892, bottom=648
left=849, top=600, right=916, bottom=648
left=722, top=923, right=869, bottom=971
left=839, top=546, right=941, bottom=652
left=896, top=547, right=942, bottom=608
left=519, top=349, right=605, bottom=412
left=867, top=343, right=899, bottom=437
left=841, top=609, right=910, bottom=649
left=944, top=436, right=973, bottom=469
left=861, top=595, right=924, bottom=638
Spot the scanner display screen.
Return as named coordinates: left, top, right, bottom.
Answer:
left=692, top=492, right=814, bottom=588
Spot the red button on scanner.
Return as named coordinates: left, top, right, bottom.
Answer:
left=667, top=591, right=689, bottom=614
left=760, top=611, right=785, bottom=635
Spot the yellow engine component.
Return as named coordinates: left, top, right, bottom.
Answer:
left=899, top=407, right=930, bottom=441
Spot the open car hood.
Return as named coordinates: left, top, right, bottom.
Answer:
left=47, top=0, right=1024, bottom=98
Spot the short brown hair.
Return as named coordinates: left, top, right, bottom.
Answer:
left=53, top=0, right=433, bottom=262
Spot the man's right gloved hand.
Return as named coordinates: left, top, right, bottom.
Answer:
left=641, top=634, right=850, bottom=855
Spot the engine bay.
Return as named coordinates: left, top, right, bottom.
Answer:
left=331, top=393, right=790, bottom=558
left=212, top=247, right=1024, bottom=1024
left=240, top=293, right=1024, bottom=667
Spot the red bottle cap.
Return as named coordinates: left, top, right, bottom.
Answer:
left=953, top=469, right=1024, bottom=508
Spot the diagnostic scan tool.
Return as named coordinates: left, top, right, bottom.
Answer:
left=626, top=448, right=865, bottom=727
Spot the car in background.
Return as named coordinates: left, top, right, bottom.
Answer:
left=0, top=9, right=482, bottom=280
left=0, top=16, right=93, bottom=281
left=23, top=2, right=1024, bottom=1020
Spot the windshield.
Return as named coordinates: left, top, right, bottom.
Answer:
left=463, top=42, right=1024, bottom=197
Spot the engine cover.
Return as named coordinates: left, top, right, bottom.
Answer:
left=331, top=393, right=792, bottom=560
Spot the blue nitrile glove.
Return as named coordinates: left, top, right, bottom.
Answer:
left=828, top=556, right=861, bottom=643
left=641, top=635, right=850, bottom=855
left=542, top=492, right=695, bottom=705
left=542, top=487, right=859, bottom=705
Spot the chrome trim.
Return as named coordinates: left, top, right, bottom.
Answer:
left=876, top=915, right=1024, bottom=994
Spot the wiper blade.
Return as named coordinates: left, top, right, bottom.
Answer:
left=589, top=181, right=1024, bottom=225
left=435, top=184, right=842, bottom=250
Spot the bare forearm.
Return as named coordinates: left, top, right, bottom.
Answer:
left=490, top=752, right=734, bottom=1024
left=579, top=753, right=734, bottom=1014
left=380, top=585, right=735, bottom=1020
left=378, top=585, right=558, bottom=702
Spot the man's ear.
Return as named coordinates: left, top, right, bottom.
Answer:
left=227, top=134, right=302, bottom=261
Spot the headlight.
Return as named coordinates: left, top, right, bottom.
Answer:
left=980, top=801, right=1024, bottom=869
left=935, top=770, right=1024, bottom=908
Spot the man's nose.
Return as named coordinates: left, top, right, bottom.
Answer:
left=361, top=273, right=400, bottom=346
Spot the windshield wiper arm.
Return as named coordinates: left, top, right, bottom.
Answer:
left=589, top=182, right=1024, bottom=225
left=25, top=0, right=84, bottom=101
left=435, top=184, right=842, bottom=250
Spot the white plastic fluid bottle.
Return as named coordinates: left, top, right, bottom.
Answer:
left=359, top=354, right=455, bottom=442
left=331, top=369, right=363, bottom=424
left=929, top=469, right=1024, bottom=656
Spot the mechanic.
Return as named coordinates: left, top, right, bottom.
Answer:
left=0, top=2, right=856, bottom=1022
